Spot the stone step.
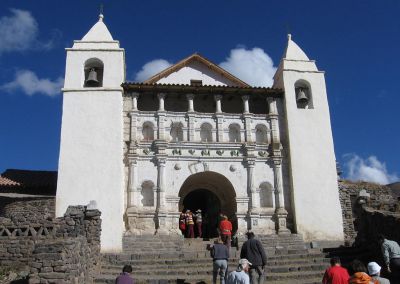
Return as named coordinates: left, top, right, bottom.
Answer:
left=102, top=251, right=325, bottom=263
left=99, top=263, right=327, bottom=275
left=94, top=270, right=324, bottom=284
left=100, top=256, right=329, bottom=268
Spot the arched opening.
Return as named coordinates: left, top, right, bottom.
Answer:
left=142, top=122, right=154, bottom=141
left=84, top=58, right=104, bottom=87
left=228, top=124, right=241, bottom=142
left=183, top=189, right=220, bottom=238
left=179, top=171, right=237, bottom=239
left=141, top=180, right=155, bottom=207
left=255, top=124, right=268, bottom=144
left=200, top=123, right=212, bottom=142
left=295, top=80, right=313, bottom=109
left=259, top=182, right=274, bottom=208
left=170, top=122, right=184, bottom=142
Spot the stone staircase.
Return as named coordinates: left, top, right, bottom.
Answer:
left=94, top=234, right=330, bottom=284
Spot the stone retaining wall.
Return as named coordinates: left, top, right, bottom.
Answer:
left=0, top=196, right=55, bottom=224
left=0, top=205, right=101, bottom=284
left=338, top=180, right=397, bottom=245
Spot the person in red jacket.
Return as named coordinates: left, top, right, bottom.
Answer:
left=322, top=257, right=350, bottom=284
left=219, top=215, right=232, bottom=247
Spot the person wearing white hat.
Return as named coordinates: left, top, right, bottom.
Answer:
left=367, top=262, right=390, bottom=284
left=226, top=258, right=251, bottom=284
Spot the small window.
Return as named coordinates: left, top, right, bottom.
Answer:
left=190, top=79, right=202, bottom=87
left=84, top=58, right=104, bottom=87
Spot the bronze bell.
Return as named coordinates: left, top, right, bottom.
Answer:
left=296, top=88, right=308, bottom=105
left=85, top=68, right=99, bottom=87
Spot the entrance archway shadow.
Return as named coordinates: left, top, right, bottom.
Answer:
left=179, top=171, right=237, bottom=239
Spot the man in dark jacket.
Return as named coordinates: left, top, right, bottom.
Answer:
left=240, top=232, right=267, bottom=284
left=210, top=238, right=230, bottom=284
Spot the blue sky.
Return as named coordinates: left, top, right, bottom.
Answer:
left=0, top=0, right=399, bottom=184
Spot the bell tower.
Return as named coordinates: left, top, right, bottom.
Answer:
left=273, top=35, right=344, bottom=242
left=56, top=14, right=125, bottom=252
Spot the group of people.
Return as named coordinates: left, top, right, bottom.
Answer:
left=322, top=235, right=400, bottom=284
left=179, top=209, right=203, bottom=238
left=115, top=233, right=400, bottom=284
left=210, top=231, right=267, bottom=284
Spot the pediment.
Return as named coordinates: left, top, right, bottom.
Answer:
left=144, top=53, right=249, bottom=87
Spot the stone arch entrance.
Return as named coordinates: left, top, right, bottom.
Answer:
left=178, top=171, right=237, bottom=238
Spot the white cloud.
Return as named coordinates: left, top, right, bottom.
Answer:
left=1, top=70, right=63, bottom=97
left=0, top=8, right=56, bottom=55
left=134, top=59, right=172, bottom=82
left=219, top=47, right=277, bottom=87
left=344, top=154, right=399, bottom=184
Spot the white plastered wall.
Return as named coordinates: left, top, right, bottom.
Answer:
left=57, top=41, right=125, bottom=251
left=157, top=61, right=235, bottom=86
left=277, top=69, right=344, bottom=241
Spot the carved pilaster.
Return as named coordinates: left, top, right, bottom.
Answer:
left=272, top=157, right=290, bottom=234
left=157, top=112, right=166, bottom=140
left=215, top=113, right=224, bottom=142
left=186, top=113, right=195, bottom=141
left=127, top=160, right=138, bottom=208
left=242, top=113, right=253, bottom=143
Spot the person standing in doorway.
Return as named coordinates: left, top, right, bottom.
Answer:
left=194, top=209, right=203, bottom=238
left=240, top=232, right=267, bottom=284
left=185, top=210, right=195, bottom=238
left=219, top=215, right=232, bottom=247
left=179, top=211, right=186, bottom=236
left=210, top=238, right=230, bottom=284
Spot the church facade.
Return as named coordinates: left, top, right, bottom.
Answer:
left=56, top=15, right=344, bottom=252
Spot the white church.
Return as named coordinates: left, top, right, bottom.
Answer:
left=56, top=14, right=344, bottom=252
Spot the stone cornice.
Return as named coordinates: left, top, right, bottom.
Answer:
left=122, top=83, right=283, bottom=98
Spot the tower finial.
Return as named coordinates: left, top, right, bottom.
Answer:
left=288, top=34, right=292, bottom=41
left=99, top=3, right=104, bottom=21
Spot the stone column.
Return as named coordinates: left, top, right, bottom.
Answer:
left=129, top=93, right=139, bottom=142
left=158, top=93, right=166, bottom=111
left=268, top=98, right=281, bottom=152
left=273, top=158, right=290, bottom=234
left=157, top=158, right=166, bottom=210
left=187, top=94, right=194, bottom=112
left=215, top=95, right=222, bottom=113
left=157, top=93, right=167, bottom=140
left=156, top=154, right=168, bottom=235
left=132, top=92, right=139, bottom=111
left=242, top=95, right=250, bottom=114
left=246, top=160, right=259, bottom=211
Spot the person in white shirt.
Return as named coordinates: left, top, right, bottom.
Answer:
left=227, top=259, right=251, bottom=284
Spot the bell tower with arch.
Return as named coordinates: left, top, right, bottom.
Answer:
left=56, top=14, right=126, bottom=252
left=273, top=34, right=343, bottom=242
